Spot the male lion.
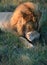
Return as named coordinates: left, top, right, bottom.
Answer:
left=9, top=2, right=41, bottom=37
left=0, top=2, right=41, bottom=45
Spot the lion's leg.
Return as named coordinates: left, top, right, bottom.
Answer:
left=19, top=37, right=34, bottom=48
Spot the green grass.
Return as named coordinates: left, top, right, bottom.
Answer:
left=0, top=1, right=47, bottom=65
left=0, top=31, right=47, bottom=65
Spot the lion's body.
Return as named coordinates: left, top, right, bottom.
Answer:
left=0, top=2, right=41, bottom=37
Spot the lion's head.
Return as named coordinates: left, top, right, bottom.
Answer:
left=10, top=2, right=41, bottom=37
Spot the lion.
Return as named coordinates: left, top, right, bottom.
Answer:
left=0, top=2, right=41, bottom=45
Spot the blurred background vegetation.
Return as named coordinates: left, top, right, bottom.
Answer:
left=0, top=0, right=47, bottom=65
left=0, top=0, right=47, bottom=12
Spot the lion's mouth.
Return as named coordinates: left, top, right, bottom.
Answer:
left=25, top=31, right=40, bottom=44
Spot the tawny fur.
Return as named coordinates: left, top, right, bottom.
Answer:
left=0, top=2, right=41, bottom=36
